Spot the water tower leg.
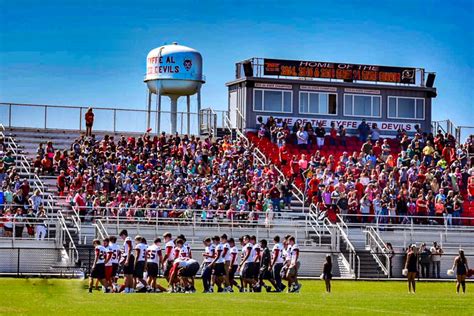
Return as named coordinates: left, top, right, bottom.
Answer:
left=146, top=91, right=152, bottom=130
left=197, top=89, right=202, bottom=135
left=156, top=93, right=161, bottom=134
left=170, top=95, right=178, bottom=134
left=186, top=95, right=191, bottom=135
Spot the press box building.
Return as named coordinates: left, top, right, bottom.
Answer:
left=226, top=58, right=437, bottom=136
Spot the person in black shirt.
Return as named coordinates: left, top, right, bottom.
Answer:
left=315, top=122, right=325, bottom=149
left=322, top=255, right=332, bottom=293
left=404, top=245, right=418, bottom=293
left=257, top=239, right=277, bottom=292
left=452, top=249, right=469, bottom=294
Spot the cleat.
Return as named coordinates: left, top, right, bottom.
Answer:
left=294, top=283, right=302, bottom=293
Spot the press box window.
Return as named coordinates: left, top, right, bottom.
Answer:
left=388, top=97, right=424, bottom=119
left=299, top=92, right=337, bottom=115
left=344, top=94, right=381, bottom=117
left=254, top=89, right=292, bottom=113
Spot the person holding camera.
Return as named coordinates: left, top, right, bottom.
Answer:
left=430, top=241, right=443, bottom=278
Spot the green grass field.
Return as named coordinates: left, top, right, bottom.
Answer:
left=0, top=278, right=472, bottom=315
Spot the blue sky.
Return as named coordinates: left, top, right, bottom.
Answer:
left=0, top=0, right=473, bottom=128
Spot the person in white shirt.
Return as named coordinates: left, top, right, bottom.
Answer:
left=430, top=241, right=444, bottom=279
left=250, top=236, right=262, bottom=282
left=296, top=127, right=309, bottom=151
left=119, top=229, right=134, bottom=293
left=239, top=235, right=260, bottom=291
left=35, top=210, right=48, bottom=240
left=201, top=237, right=215, bottom=293
left=168, top=255, right=200, bottom=293
left=161, top=232, right=175, bottom=281
left=228, top=238, right=240, bottom=291
left=108, top=236, right=121, bottom=290
left=270, top=235, right=286, bottom=292
left=88, top=239, right=107, bottom=293
left=103, top=238, right=114, bottom=292
left=146, top=237, right=167, bottom=293
left=177, top=234, right=192, bottom=259
left=210, top=236, right=226, bottom=292
left=220, top=234, right=232, bottom=292
left=178, top=258, right=199, bottom=292
left=133, top=236, right=149, bottom=291
left=286, top=236, right=302, bottom=293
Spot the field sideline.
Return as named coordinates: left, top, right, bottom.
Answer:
left=0, top=278, right=472, bottom=315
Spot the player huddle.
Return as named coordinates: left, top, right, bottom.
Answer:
left=88, top=230, right=302, bottom=293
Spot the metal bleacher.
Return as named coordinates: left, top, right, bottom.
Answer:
left=2, top=124, right=473, bottom=281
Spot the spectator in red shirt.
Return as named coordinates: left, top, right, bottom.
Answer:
left=85, top=108, right=94, bottom=137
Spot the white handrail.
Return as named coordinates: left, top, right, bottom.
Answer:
left=57, top=211, right=79, bottom=263
left=337, top=214, right=349, bottom=236
left=94, top=219, right=109, bottom=240
left=307, top=207, right=322, bottom=245
left=366, top=226, right=390, bottom=276
left=334, top=221, right=359, bottom=279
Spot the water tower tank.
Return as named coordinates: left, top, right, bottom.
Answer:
left=144, top=42, right=204, bottom=95
left=144, top=42, right=205, bottom=135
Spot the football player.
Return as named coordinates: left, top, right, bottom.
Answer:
left=119, top=229, right=135, bottom=293
left=147, top=237, right=167, bottom=293
left=89, top=239, right=107, bottom=293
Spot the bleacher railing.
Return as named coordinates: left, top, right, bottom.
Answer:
left=0, top=124, right=57, bottom=217
left=0, top=221, right=55, bottom=244
left=75, top=208, right=313, bottom=243
left=334, top=220, right=360, bottom=279
left=339, top=213, right=474, bottom=233
left=431, top=119, right=473, bottom=143
left=365, top=226, right=390, bottom=277
left=57, top=211, right=79, bottom=264
left=0, top=102, right=201, bottom=135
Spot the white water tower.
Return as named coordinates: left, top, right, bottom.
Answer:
left=144, top=42, right=205, bottom=134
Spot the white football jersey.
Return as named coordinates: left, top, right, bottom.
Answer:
left=183, top=242, right=192, bottom=258
left=290, top=244, right=300, bottom=264
left=204, top=244, right=216, bottom=263
left=230, top=246, right=239, bottom=266
left=105, top=246, right=113, bottom=267
left=241, top=243, right=253, bottom=264
left=95, top=245, right=107, bottom=264
left=249, top=244, right=261, bottom=263
left=135, top=243, right=148, bottom=262
left=179, top=246, right=189, bottom=259
left=272, top=243, right=284, bottom=264
left=215, top=243, right=225, bottom=264
left=222, top=242, right=231, bottom=261
left=165, top=240, right=176, bottom=262
left=108, top=243, right=121, bottom=265
left=123, top=236, right=134, bottom=258
left=147, top=244, right=161, bottom=264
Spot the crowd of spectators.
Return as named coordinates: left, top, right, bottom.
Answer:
left=254, top=116, right=474, bottom=225
left=0, top=139, right=49, bottom=239
left=36, top=132, right=293, bottom=224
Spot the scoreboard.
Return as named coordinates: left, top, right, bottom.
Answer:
left=264, top=58, right=416, bottom=84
